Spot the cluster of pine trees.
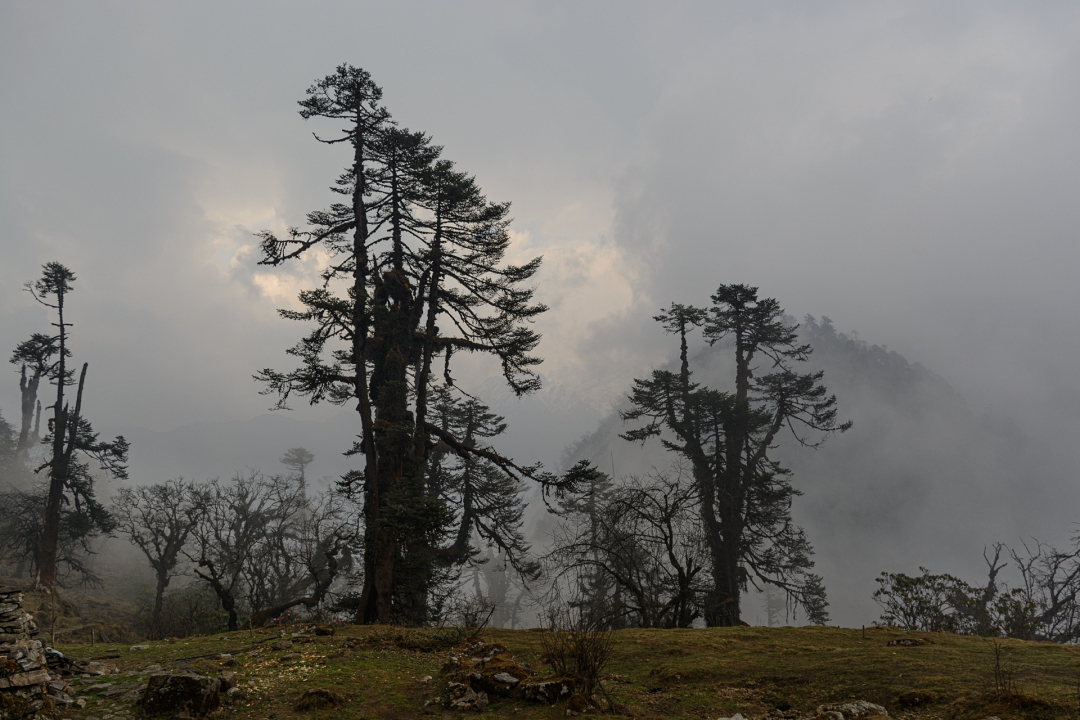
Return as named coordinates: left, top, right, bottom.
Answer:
left=0, top=65, right=853, bottom=632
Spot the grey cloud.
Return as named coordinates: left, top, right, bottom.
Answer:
left=3, top=1, right=1079, bottom=624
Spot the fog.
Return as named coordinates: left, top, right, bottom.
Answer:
left=3, top=2, right=1080, bottom=627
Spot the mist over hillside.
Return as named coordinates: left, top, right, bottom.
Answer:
left=109, top=377, right=603, bottom=493
left=559, top=316, right=1077, bottom=627
left=94, top=313, right=1079, bottom=629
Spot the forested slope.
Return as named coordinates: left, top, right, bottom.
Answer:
left=561, top=317, right=1076, bottom=626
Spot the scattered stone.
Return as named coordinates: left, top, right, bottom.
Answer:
left=418, top=675, right=433, bottom=684
left=817, top=700, right=888, bottom=720
left=101, top=682, right=143, bottom=698
left=521, top=678, right=576, bottom=703
left=218, top=671, right=237, bottom=692
left=142, top=664, right=162, bottom=674
left=442, top=640, right=534, bottom=699
left=130, top=645, right=149, bottom=651
left=313, top=625, right=335, bottom=637
left=294, top=687, right=347, bottom=711
left=886, top=638, right=924, bottom=647
left=280, top=653, right=300, bottom=661
left=717, top=715, right=746, bottom=720
left=138, top=673, right=221, bottom=718
left=224, top=686, right=246, bottom=703
left=119, top=688, right=143, bottom=703
left=50, top=690, right=75, bottom=706
left=565, top=693, right=596, bottom=715
left=270, top=640, right=293, bottom=651
left=447, top=683, right=488, bottom=710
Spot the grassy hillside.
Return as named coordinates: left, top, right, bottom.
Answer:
left=53, top=625, right=1080, bottom=720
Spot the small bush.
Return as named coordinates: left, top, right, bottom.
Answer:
left=539, top=607, right=616, bottom=702
left=896, top=690, right=938, bottom=708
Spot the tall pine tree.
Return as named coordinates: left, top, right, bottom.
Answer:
left=257, top=65, right=555, bottom=625
left=24, top=262, right=128, bottom=589
left=622, top=285, right=849, bottom=626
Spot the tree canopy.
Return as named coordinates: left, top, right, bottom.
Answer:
left=256, top=65, right=559, bottom=625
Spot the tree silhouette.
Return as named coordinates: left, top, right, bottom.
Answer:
left=113, top=480, right=195, bottom=638
left=9, top=333, right=61, bottom=458
left=255, top=65, right=556, bottom=625
left=622, top=285, right=848, bottom=625
left=281, top=447, right=315, bottom=484
left=25, top=262, right=128, bottom=589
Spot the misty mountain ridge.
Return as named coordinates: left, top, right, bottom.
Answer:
left=560, top=315, right=1076, bottom=626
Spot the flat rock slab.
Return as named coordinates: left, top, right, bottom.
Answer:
left=0, top=668, right=49, bottom=689
left=101, top=682, right=143, bottom=697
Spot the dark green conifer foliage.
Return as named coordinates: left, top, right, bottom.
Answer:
left=427, top=386, right=536, bottom=576
left=257, top=65, right=549, bottom=625
left=621, top=285, right=849, bottom=626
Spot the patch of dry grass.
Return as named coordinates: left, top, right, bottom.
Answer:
left=48, top=624, right=1080, bottom=719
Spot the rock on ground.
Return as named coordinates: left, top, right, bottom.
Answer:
left=138, top=673, right=220, bottom=718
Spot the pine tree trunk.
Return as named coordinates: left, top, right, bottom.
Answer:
left=36, top=308, right=70, bottom=589
left=36, top=471, right=65, bottom=589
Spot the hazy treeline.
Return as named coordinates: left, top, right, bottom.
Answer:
left=113, top=468, right=355, bottom=638
left=875, top=540, right=1080, bottom=643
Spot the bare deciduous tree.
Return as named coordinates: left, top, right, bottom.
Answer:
left=185, top=472, right=277, bottom=631
left=183, top=471, right=356, bottom=630
left=247, top=488, right=355, bottom=627
left=875, top=538, right=1080, bottom=643
left=549, top=464, right=709, bottom=628
left=113, top=479, right=195, bottom=639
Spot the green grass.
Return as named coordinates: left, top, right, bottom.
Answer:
left=53, top=625, right=1080, bottom=719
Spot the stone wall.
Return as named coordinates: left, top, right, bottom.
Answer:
left=0, top=587, right=53, bottom=720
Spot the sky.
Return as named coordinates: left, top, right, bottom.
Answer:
left=3, top=2, right=1080, bottom=620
